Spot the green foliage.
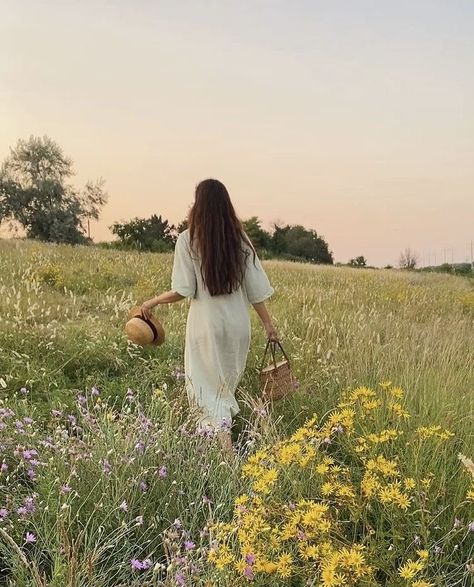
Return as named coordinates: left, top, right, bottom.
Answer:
left=0, top=136, right=107, bottom=244
left=349, top=256, right=367, bottom=267
left=110, top=214, right=176, bottom=252
left=240, top=219, right=333, bottom=264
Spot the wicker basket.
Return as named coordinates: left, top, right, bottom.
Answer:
left=259, top=341, right=295, bottom=401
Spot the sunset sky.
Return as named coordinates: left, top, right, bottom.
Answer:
left=1, top=0, right=473, bottom=266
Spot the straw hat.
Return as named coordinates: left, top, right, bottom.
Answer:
left=125, top=306, right=165, bottom=347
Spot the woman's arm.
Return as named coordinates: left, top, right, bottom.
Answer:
left=140, top=291, right=184, bottom=319
left=252, top=301, right=279, bottom=341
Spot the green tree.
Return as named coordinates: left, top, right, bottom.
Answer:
left=0, top=136, right=107, bottom=244
left=110, top=214, right=176, bottom=251
left=349, top=256, right=367, bottom=267
left=242, top=216, right=271, bottom=251
left=286, top=225, right=333, bottom=264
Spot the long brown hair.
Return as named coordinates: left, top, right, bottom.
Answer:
left=188, top=179, right=253, bottom=296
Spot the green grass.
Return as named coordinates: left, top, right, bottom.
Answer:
left=0, top=239, right=473, bottom=586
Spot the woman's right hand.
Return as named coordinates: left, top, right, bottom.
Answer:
left=264, top=321, right=279, bottom=342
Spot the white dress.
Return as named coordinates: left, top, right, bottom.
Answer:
left=171, top=229, right=274, bottom=428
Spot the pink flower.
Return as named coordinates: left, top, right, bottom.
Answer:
left=25, top=532, right=36, bottom=543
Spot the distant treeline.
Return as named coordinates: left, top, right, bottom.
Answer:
left=107, top=215, right=334, bottom=265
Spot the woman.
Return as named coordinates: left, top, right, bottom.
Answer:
left=140, top=179, right=277, bottom=445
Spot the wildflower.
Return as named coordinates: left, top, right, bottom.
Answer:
left=398, top=559, right=425, bottom=579
left=175, top=573, right=185, bottom=586
left=25, top=532, right=36, bottom=544
left=67, top=415, right=77, bottom=426
left=0, top=508, right=8, bottom=520
left=141, top=558, right=152, bottom=569
left=91, top=386, right=100, bottom=396
left=139, top=480, right=148, bottom=492
left=119, top=500, right=128, bottom=512
left=101, top=458, right=112, bottom=474
left=20, top=387, right=29, bottom=395
left=51, top=409, right=62, bottom=418
left=453, top=518, right=462, bottom=529
left=468, top=521, right=474, bottom=532
left=60, top=484, right=72, bottom=494
left=77, top=394, right=86, bottom=406
left=158, top=465, right=168, bottom=478
left=135, top=440, right=145, bottom=455
left=131, top=559, right=143, bottom=570
left=1, top=462, right=8, bottom=473
left=184, top=540, right=195, bottom=550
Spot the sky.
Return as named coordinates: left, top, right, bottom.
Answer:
left=1, top=0, right=473, bottom=266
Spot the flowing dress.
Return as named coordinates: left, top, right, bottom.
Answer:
left=171, top=229, right=274, bottom=428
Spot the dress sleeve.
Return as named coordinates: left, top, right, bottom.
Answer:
left=171, top=232, right=197, bottom=298
left=243, top=249, right=275, bottom=304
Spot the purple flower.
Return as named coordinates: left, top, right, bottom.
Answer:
left=184, top=540, right=195, bottom=551
left=468, top=521, right=474, bottom=532
left=91, top=386, right=100, bottom=397
left=434, top=545, right=442, bottom=555
left=23, top=417, right=33, bottom=425
left=22, top=449, right=38, bottom=460
left=142, top=558, right=152, bottom=570
left=51, top=409, right=62, bottom=418
left=77, top=394, right=87, bottom=406
left=245, top=553, right=256, bottom=565
left=24, top=497, right=36, bottom=513
left=244, top=566, right=255, bottom=580
left=101, top=459, right=112, bottom=475
left=20, top=387, right=29, bottom=395
left=175, top=573, right=185, bottom=586
left=139, top=480, right=148, bottom=492
left=0, top=462, right=8, bottom=473
left=17, top=506, right=28, bottom=516
left=135, top=440, right=145, bottom=455
left=61, top=484, right=72, bottom=494
left=15, top=420, right=24, bottom=430
left=25, top=532, right=36, bottom=544
left=131, top=559, right=143, bottom=570
left=173, top=518, right=182, bottom=529
left=67, top=415, right=77, bottom=426
left=27, top=469, right=36, bottom=480
left=0, top=508, right=8, bottom=520
left=119, top=500, right=128, bottom=512
left=158, top=466, right=168, bottom=479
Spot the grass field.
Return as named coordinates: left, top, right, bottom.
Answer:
left=0, top=239, right=473, bottom=586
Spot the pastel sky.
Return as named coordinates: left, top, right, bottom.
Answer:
left=1, top=0, right=473, bottom=266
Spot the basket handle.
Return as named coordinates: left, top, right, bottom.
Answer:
left=259, top=340, right=290, bottom=373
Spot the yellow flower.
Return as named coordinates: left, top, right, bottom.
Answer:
left=252, top=468, right=278, bottom=494
left=276, top=553, right=293, bottom=578
left=390, top=386, right=405, bottom=399
left=416, top=550, right=429, bottom=560
left=379, top=380, right=392, bottom=389
left=411, top=581, right=434, bottom=587
left=399, top=559, right=425, bottom=579
left=390, top=402, right=411, bottom=419
left=467, top=487, right=474, bottom=501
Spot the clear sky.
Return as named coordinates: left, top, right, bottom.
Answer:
left=1, top=0, right=473, bottom=266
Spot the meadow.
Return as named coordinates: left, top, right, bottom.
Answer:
left=0, top=239, right=473, bottom=586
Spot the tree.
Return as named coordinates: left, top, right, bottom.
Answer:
left=242, top=217, right=271, bottom=251
left=399, top=248, right=418, bottom=270
left=110, top=214, right=176, bottom=251
left=286, top=226, right=333, bottom=264
left=0, top=136, right=107, bottom=244
left=177, top=219, right=189, bottom=233
left=349, top=256, right=367, bottom=267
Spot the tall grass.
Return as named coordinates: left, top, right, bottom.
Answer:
left=0, top=239, right=473, bottom=586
